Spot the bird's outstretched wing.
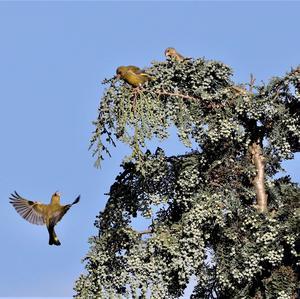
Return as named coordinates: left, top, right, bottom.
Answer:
left=9, top=191, right=45, bottom=225
left=49, top=195, right=80, bottom=226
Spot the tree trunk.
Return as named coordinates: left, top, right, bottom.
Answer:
left=249, top=141, right=268, bottom=213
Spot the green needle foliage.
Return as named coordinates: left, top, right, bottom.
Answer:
left=75, top=58, right=300, bottom=298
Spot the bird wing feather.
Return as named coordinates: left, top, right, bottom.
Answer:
left=9, top=191, right=45, bottom=225
left=49, top=195, right=80, bottom=226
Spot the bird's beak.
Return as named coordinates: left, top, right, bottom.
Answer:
left=55, top=191, right=60, bottom=196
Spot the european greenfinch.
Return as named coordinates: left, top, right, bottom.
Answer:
left=230, top=85, right=248, bottom=95
left=10, top=191, right=80, bottom=246
left=116, top=66, right=153, bottom=87
left=164, top=47, right=186, bottom=62
left=116, top=65, right=142, bottom=76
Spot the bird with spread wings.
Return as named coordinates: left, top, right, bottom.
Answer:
left=10, top=191, right=80, bottom=246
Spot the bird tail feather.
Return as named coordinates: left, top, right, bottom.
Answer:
left=47, top=225, right=61, bottom=246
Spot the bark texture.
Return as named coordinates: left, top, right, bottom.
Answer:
left=249, top=141, right=268, bottom=213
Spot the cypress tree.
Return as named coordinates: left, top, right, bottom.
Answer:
left=75, top=57, right=300, bottom=298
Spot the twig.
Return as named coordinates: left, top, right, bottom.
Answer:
left=152, top=89, right=226, bottom=109
left=156, top=89, right=201, bottom=101
left=131, top=88, right=140, bottom=115
left=138, top=229, right=153, bottom=235
left=249, top=73, right=256, bottom=93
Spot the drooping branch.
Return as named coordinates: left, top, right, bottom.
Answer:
left=249, top=141, right=268, bottom=213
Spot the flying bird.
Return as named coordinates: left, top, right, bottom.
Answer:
left=10, top=191, right=80, bottom=246
left=164, top=47, right=188, bottom=62
left=116, top=65, right=153, bottom=87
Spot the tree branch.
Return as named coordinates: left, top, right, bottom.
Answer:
left=249, top=73, right=256, bottom=93
left=138, top=229, right=153, bottom=235
left=154, top=89, right=227, bottom=109
left=156, top=90, right=201, bottom=101
left=246, top=74, right=268, bottom=213
left=249, top=141, right=268, bottom=213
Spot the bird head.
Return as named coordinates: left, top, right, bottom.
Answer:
left=51, top=191, right=61, bottom=204
left=54, top=191, right=60, bottom=196
left=165, top=47, right=177, bottom=57
left=116, top=66, right=127, bottom=78
left=116, top=65, right=141, bottom=79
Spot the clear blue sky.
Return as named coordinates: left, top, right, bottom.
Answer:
left=0, top=1, right=299, bottom=298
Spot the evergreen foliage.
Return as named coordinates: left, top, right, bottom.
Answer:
left=75, top=58, right=300, bottom=298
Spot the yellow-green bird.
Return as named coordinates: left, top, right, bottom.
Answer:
left=116, top=65, right=142, bottom=76
left=164, top=47, right=186, bottom=62
left=10, top=191, right=80, bottom=246
left=116, top=65, right=153, bottom=87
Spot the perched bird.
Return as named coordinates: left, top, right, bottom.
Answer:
left=116, top=66, right=153, bottom=87
left=230, top=85, right=248, bottom=95
left=116, top=65, right=142, bottom=76
left=164, top=47, right=186, bottom=62
left=10, top=191, right=80, bottom=246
